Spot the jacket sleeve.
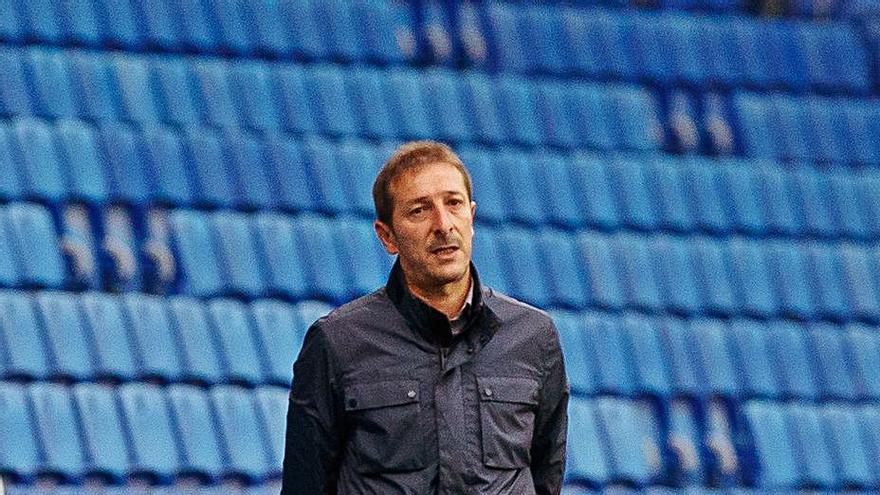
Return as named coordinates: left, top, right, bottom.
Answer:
left=281, top=322, right=345, bottom=495
left=530, top=320, right=570, bottom=495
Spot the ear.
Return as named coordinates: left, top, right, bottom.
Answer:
left=469, top=201, right=477, bottom=234
left=374, top=220, right=399, bottom=255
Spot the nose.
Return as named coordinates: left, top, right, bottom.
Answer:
left=430, top=203, right=454, bottom=233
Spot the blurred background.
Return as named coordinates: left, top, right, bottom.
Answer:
left=1, top=0, right=880, bottom=494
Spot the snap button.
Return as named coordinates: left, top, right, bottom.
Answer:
left=407, top=390, right=416, bottom=399
left=467, top=347, right=474, bottom=354
left=347, top=398, right=358, bottom=408
left=484, top=388, right=493, bottom=397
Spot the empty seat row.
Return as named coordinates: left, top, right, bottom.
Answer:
left=743, top=401, right=880, bottom=489
left=553, top=309, right=880, bottom=401
left=0, top=381, right=286, bottom=483
left=6, top=485, right=279, bottom=495
left=0, top=46, right=665, bottom=150
left=5, top=116, right=880, bottom=243
left=0, top=0, right=416, bottom=64
left=484, top=3, right=868, bottom=92
left=0, top=289, right=331, bottom=385
left=733, top=92, right=880, bottom=165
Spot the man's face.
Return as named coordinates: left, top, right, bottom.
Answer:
left=375, top=162, right=476, bottom=291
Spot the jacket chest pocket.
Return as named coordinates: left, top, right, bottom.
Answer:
left=477, top=376, right=540, bottom=469
left=344, top=379, right=427, bottom=474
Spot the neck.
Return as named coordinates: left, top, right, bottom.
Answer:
left=406, top=268, right=471, bottom=320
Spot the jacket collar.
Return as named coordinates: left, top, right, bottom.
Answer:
left=386, top=258, right=497, bottom=347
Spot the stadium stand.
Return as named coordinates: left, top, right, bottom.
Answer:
left=2, top=0, right=880, bottom=494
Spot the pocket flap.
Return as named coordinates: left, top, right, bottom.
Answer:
left=477, top=376, right=539, bottom=405
left=344, top=380, right=421, bottom=411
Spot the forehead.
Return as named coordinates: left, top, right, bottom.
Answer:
left=390, top=162, right=468, bottom=203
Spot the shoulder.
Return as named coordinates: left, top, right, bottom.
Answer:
left=307, top=288, right=398, bottom=339
left=481, top=286, right=556, bottom=336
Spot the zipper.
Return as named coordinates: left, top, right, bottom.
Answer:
left=440, top=347, right=449, bottom=371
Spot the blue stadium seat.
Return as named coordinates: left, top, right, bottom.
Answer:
left=6, top=202, right=67, bottom=289
left=458, top=147, right=507, bottom=225
left=568, top=155, right=621, bottom=228
left=688, top=237, right=737, bottom=316
left=68, top=53, right=120, bottom=122
left=494, top=76, right=542, bottom=146
left=576, top=232, right=625, bottom=310
left=606, top=158, right=657, bottom=230
left=151, top=59, right=200, bottom=127
left=732, top=94, right=776, bottom=160
left=189, top=60, right=238, bottom=128
left=211, top=385, right=272, bottom=481
left=0, top=48, right=34, bottom=117
left=0, top=382, right=40, bottom=480
left=175, top=0, right=217, bottom=52
left=741, top=401, right=799, bottom=489
left=122, top=293, right=183, bottom=381
left=804, top=242, right=850, bottom=321
left=613, top=233, right=663, bottom=311
left=703, top=400, right=740, bottom=486
left=496, top=226, right=550, bottom=308
left=98, top=205, right=146, bottom=293
left=272, top=65, right=318, bottom=134
left=56, top=205, right=101, bottom=289
left=141, top=125, right=193, bottom=206
left=727, top=237, right=777, bottom=318
left=470, top=224, right=510, bottom=295
left=35, top=292, right=94, bottom=381
left=294, top=300, right=334, bottom=334
left=10, top=118, right=67, bottom=203
left=166, top=296, right=223, bottom=384
left=551, top=311, right=596, bottom=396
left=821, top=405, right=875, bottom=489
left=726, top=319, right=781, bottom=399
left=251, top=299, right=304, bottom=386
left=791, top=168, right=837, bottom=238
left=688, top=318, right=741, bottom=398
left=536, top=229, right=588, bottom=309
left=353, top=0, right=414, bottom=64
left=0, top=291, right=50, bottom=379
left=566, top=398, right=610, bottom=485
left=26, top=48, right=78, bottom=119
left=649, top=235, right=702, bottom=315
left=166, top=384, right=224, bottom=480
left=754, top=165, right=802, bottom=236
left=619, top=313, right=672, bottom=397
left=644, top=158, right=694, bottom=232
left=785, top=403, right=836, bottom=489
left=100, top=0, right=146, bottom=49
left=138, top=0, right=180, bottom=50
left=532, top=82, right=578, bottom=149
left=531, top=153, right=584, bottom=229
left=346, top=68, right=396, bottom=140
left=254, top=386, right=289, bottom=472
left=828, top=173, right=869, bottom=240
left=806, top=323, right=858, bottom=401
left=557, top=8, right=605, bottom=79
left=18, top=0, right=62, bottom=42
left=858, top=406, right=880, bottom=479
left=316, top=0, right=367, bottom=62
left=666, top=16, right=706, bottom=86
left=117, top=383, right=181, bottom=482
left=335, top=217, right=390, bottom=298
left=703, top=94, right=737, bottom=156
left=764, top=320, right=820, bottom=400
left=253, top=213, right=309, bottom=300
left=839, top=244, right=880, bottom=321
left=631, top=14, right=677, bottom=85
left=595, top=397, right=664, bottom=485
left=845, top=324, right=880, bottom=401
left=56, top=120, right=110, bottom=204
left=211, top=211, right=266, bottom=298
left=492, top=149, right=546, bottom=226
left=485, top=2, right=530, bottom=73
left=182, top=127, right=235, bottom=209
left=222, top=130, right=275, bottom=210
left=0, top=125, right=24, bottom=201
left=291, top=214, right=349, bottom=302
left=305, top=65, right=358, bottom=137
left=111, top=55, right=161, bottom=125
left=665, top=399, right=705, bottom=484
left=28, top=383, right=85, bottom=480
left=263, top=135, right=317, bottom=212
left=767, top=241, right=816, bottom=318
left=607, top=87, right=664, bottom=151
left=0, top=0, right=23, bottom=42
left=207, top=299, right=265, bottom=385
left=169, top=209, right=224, bottom=298
left=459, top=72, right=507, bottom=145
left=682, top=158, right=731, bottom=234
left=98, top=124, right=152, bottom=206
left=227, top=62, right=281, bottom=132
left=0, top=209, right=21, bottom=288
left=72, top=383, right=130, bottom=481
left=420, top=69, right=473, bottom=142
left=582, top=313, right=636, bottom=396
left=383, top=68, right=434, bottom=140
left=300, top=136, right=348, bottom=215
left=331, top=138, right=381, bottom=214
left=658, top=316, right=703, bottom=398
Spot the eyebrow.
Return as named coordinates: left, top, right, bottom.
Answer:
left=402, top=191, right=466, bottom=207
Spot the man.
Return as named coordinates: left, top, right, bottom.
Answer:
left=281, top=141, right=569, bottom=494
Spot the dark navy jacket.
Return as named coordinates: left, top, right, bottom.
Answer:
left=281, top=260, right=569, bottom=494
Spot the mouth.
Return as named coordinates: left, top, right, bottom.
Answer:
left=430, top=246, right=460, bottom=256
